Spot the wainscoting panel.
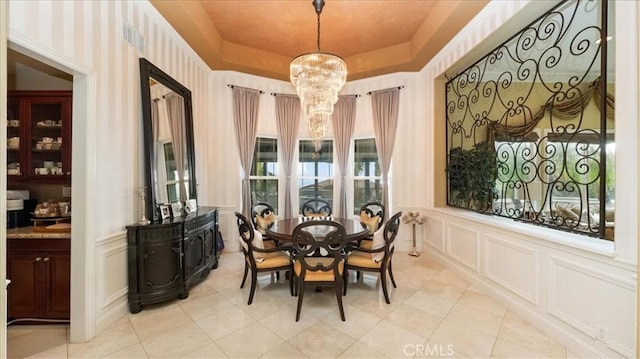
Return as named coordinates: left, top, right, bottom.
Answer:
left=446, top=223, right=480, bottom=271
left=426, top=208, right=636, bottom=358
left=424, top=216, right=445, bottom=252
left=484, top=234, right=539, bottom=304
left=548, top=256, right=635, bottom=357
left=216, top=206, right=240, bottom=252
left=94, top=231, right=129, bottom=334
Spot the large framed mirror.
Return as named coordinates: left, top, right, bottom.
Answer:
left=139, top=58, right=197, bottom=222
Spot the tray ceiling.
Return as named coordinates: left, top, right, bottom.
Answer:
left=151, top=0, right=488, bottom=81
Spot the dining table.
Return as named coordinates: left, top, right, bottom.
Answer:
left=266, top=217, right=369, bottom=293
left=266, top=217, right=370, bottom=243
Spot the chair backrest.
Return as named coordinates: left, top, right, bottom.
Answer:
left=301, top=199, right=332, bottom=217
left=291, top=220, right=346, bottom=278
left=235, top=211, right=259, bottom=260
left=252, top=202, right=276, bottom=219
left=359, top=201, right=386, bottom=231
left=252, top=202, right=277, bottom=232
left=372, top=211, right=402, bottom=263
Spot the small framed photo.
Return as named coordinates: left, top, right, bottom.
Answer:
left=159, top=204, right=171, bottom=220
left=171, top=201, right=184, bottom=217
left=185, top=199, right=198, bottom=213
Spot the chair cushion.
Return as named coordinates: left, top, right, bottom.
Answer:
left=237, top=229, right=266, bottom=263
left=371, top=227, right=385, bottom=263
left=347, top=250, right=381, bottom=268
left=304, top=210, right=330, bottom=218
left=255, top=212, right=277, bottom=234
left=294, top=258, right=344, bottom=281
left=360, top=211, right=381, bottom=235
left=358, top=239, right=373, bottom=250
left=255, top=251, right=290, bottom=269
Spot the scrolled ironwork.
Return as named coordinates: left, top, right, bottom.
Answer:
left=446, top=0, right=614, bottom=240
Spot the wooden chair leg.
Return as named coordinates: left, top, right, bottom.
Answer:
left=343, top=268, right=349, bottom=295
left=240, top=262, right=249, bottom=288
left=289, top=268, right=294, bottom=296
left=248, top=271, right=258, bottom=305
left=296, top=281, right=305, bottom=322
left=335, top=279, right=345, bottom=321
left=388, top=261, right=397, bottom=288
left=380, top=268, right=391, bottom=304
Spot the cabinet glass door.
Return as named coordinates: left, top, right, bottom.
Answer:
left=7, top=100, right=22, bottom=177
left=30, top=102, right=65, bottom=177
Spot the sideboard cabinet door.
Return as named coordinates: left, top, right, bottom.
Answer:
left=126, top=207, right=219, bottom=313
left=127, top=223, right=185, bottom=314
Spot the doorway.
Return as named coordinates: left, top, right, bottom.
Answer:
left=2, top=39, right=96, bottom=348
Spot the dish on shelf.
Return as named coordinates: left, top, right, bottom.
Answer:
left=35, top=142, right=61, bottom=150
left=36, top=120, right=61, bottom=127
left=7, top=137, right=19, bottom=149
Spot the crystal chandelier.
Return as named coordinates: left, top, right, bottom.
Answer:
left=290, top=0, right=347, bottom=150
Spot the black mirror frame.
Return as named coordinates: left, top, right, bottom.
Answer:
left=139, top=58, right=197, bottom=222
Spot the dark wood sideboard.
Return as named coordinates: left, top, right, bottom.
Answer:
left=126, top=206, right=220, bottom=313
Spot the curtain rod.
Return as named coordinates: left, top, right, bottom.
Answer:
left=271, top=93, right=361, bottom=98
left=227, top=84, right=265, bottom=94
left=366, top=86, right=404, bottom=95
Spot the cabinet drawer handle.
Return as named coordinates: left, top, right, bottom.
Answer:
left=35, top=257, right=42, bottom=262
left=43, top=257, right=50, bottom=262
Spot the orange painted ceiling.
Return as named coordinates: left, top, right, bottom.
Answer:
left=151, top=0, right=488, bottom=81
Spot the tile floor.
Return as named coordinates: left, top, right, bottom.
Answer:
left=7, top=250, right=570, bottom=358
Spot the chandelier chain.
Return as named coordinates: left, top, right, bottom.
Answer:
left=316, top=12, right=321, bottom=52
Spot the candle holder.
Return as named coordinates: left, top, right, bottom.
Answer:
left=401, top=211, right=425, bottom=257
left=138, top=187, right=150, bottom=225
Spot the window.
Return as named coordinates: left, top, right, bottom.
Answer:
left=298, top=139, right=334, bottom=211
left=160, top=141, right=189, bottom=203
left=250, top=137, right=278, bottom=210
left=353, top=138, right=382, bottom=215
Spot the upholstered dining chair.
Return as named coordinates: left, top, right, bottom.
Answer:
left=252, top=202, right=277, bottom=235
left=235, top=212, right=293, bottom=305
left=344, top=211, right=402, bottom=304
left=251, top=202, right=279, bottom=244
left=358, top=201, right=386, bottom=241
left=301, top=198, right=332, bottom=218
left=291, top=220, right=347, bottom=321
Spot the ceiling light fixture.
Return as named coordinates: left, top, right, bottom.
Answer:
left=290, top=0, right=347, bottom=150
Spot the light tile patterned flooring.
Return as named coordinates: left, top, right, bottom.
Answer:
left=7, top=250, right=571, bottom=358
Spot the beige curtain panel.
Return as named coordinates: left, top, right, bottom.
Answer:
left=332, top=96, right=357, bottom=218
left=275, top=94, right=301, bottom=218
left=371, top=87, right=400, bottom=217
left=232, top=86, right=261, bottom=218
left=165, top=93, right=187, bottom=202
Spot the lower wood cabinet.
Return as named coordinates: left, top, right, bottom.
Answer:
left=126, top=207, right=219, bottom=313
left=7, top=238, right=71, bottom=321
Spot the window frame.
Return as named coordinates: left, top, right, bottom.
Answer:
left=352, top=137, right=383, bottom=216
left=249, top=136, right=279, bottom=211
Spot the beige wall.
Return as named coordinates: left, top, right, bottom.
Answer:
left=421, top=0, right=638, bottom=357
left=5, top=0, right=212, bottom=342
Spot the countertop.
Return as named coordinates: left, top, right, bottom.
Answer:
left=6, top=226, right=71, bottom=239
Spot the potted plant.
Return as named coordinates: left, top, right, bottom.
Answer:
left=446, top=141, right=498, bottom=213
